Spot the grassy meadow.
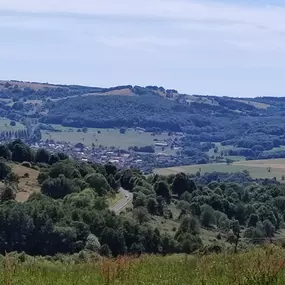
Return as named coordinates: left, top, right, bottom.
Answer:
left=12, top=164, right=40, bottom=202
left=207, top=143, right=246, bottom=162
left=42, top=126, right=173, bottom=148
left=0, top=117, right=25, bottom=132
left=1, top=246, right=285, bottom=284
left=155, top=158, right=285, bottom=181
left=0, top=163, right=41, bottom=203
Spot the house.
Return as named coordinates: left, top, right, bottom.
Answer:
left=155, top=142, right=168, bottom=147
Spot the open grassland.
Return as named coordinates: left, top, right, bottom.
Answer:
left=42, top=126, right=173, bottom=148
left=0, top=80, right=58, bottom=91
left=207, top=143, right=246, bottom=161
left=1, top=246, right=285, bottom=284
left=0, top=117, right=25, bottom=131
left=155, top=158, right=285, bottom=181
left=11, top=164, right=40, bottom=202
left=233, top=99, right=270, bottom=109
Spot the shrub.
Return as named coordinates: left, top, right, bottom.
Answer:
left=180, top=234, right=203, bottom=254
left=0, top=185, right=16, bottom=201
left=133, top=207, right=150, bottom=224
left=37, top=172, right=49, bottom=184
left=85, top=173, right=111, bottom=196
left=85, top=234, right=101, bottom=252
left=200, top=204, right=216, bottom=227
left=0, top=160, right=11, bottom=180
left=21, top=161, right=31, bottom=168
left=176, top=215, right=200, bottom=236
left=41, top=176, right=78, bottom=199
left=99, top=244, right=112, bottom=257
left=5, top=172, right=20, bottom=184
left=263, top=219, right=275, bottom=237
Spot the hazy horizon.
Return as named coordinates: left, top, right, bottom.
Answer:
left=1, top=0, right=285, bottom=97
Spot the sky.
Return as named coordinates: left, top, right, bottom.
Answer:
left=1, top=0, right=285, bottom=97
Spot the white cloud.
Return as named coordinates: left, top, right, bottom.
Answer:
left=96, top=36, right=196, bottom=52
left=1, top=0, right=285, bottom=96
left=0, top=0, right=284, bottom=29
left=2, top=0, right=285, bottom=53
left=1, top=0, right=285, bottom=48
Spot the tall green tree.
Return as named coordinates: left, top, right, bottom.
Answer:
left=0, top=160, right=11, bottom=180
left=154, top=180, right=171, bottom=204
left=0, top=145, right=11, bottom=160
left=35, top=148, right=50, bottom=163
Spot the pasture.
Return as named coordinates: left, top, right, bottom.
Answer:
left=0, top=163, right=40, bottom=203
left=42, top=126, right=173, bottom=149
left=207, top=142, right=246, bottom=161
left=233, top=99, right=270, bottom=109
left=155, top=158, right=285, bottom=181
left=0, top=117, right=25, bottom=132
left=12, top=164, right=40, bottom=202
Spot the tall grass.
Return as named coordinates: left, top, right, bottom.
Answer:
left=0, top=245, right=285, bottom=284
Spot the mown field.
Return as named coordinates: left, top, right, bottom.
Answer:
left=42, top=126, right=173, bottom=148
left=1, top=246, right=285, bottom=284
left=0, top=117, right=25, bottom=131
left=155, top=158, right=285, bottom=181
left=207, top=142, right=246, bottom=161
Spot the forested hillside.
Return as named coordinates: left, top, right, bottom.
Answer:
left=0, top=139, right=283, bottom=258
left=3, top=80, right=285, bottom=163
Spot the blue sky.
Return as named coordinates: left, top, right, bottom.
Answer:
left=1, top=0, right=285, bottom=97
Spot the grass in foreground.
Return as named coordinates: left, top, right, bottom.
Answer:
left=1, top=246, right=285, bottom=284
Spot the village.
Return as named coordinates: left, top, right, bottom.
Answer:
left=32, top=138, right=194, bottom=174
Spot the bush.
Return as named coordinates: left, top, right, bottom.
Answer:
left=5, top=172, right=20, bottom=184
left=0, top=160, right=11, bottom=180
left=0, top=145, right=11, bottom=160
left=41, top=176, right=78, bottom=199
left=37, top=172, right=49, bottom=184
left=133, top=207, right=150, bottom=224
left=0, top=185, right=16, bottom=201
left=85, top=173, right=111, bottom=196
left=11, top=143, right=34, bottom=163
left=35, top=148, right=50, bottom=163
left=120, top=128, right=127, bottom=134
left=10, top=120, right=16, bottom=127
left=21, top=161, right=31, bottom=168
left=180, top=234, right=203, bottom=254
left=176, top=215, right=200, bottom=236
left=263, top=219, right=275, bottom=237
left=200, top=205, right=216, bottom=227
left=99, top=244, right=112, bottom=257
left=85, top=234, right=101, bottom=252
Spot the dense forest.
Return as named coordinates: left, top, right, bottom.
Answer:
left=0, top=139, right=283, bottom=257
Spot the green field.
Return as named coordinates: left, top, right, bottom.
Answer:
left=207, top=142, right=246, bottom=161
left=263, top=146, right=285, bottom=154
left=1, top=246, right=285, bottom=284
left=0, top=117, right=25, bottom=131
left=42, top=126, right=173, bottom=148
left=155, top=158, right=285, bottom=181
